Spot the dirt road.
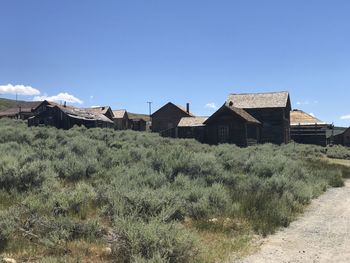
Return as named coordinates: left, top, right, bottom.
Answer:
left=236, top=180, right=350, bottom=263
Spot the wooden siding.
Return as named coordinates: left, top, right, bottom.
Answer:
left=291, top=125, right=328, bottom=146
left=334, top=128, right=350, bottom=146
left=244, top=108, right=290, bottom=144
left=178, top=126, right=206, bottom=142
left=151, top=103, right=191, bottom=133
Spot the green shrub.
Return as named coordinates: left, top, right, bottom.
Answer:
left=0, top=119, right=349, bottom=260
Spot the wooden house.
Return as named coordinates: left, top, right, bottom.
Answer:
left=333, top=127, right=350, bottom=146
left=227, top=91, right=291, bottom=144
left=84, top=106, right=114, bottom=120
left=177, top=116, right=208, bottom=142
left=113, top=110, right=129, bottom=130
left=151, top=102, right=193, bottom=133
left=290, top=110, right=329, bottom=146
left=203, top=103, right=261, bottom=146
left=28, top=101, right=114, bottom=129
left=0, top=101, right=41, bottom=120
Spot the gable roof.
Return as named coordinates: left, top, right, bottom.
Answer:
left=227, top=91, right=290, bottom=109
left=113, top=109, right=127, bottom=119
left=290, top=110, right=327, bottom=126
left=178, top=117, right=208, bottom=127
left=204, top=103, right=261, bottom=125
left=151, top=102, right=194, bottom=117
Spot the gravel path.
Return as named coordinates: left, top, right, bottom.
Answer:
left=236, top=180, right=350, bottom=263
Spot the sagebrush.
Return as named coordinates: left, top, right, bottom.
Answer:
left=0, top=119, right=349, bottom=262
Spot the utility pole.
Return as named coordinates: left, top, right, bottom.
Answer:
left=147, top=101, right=152, bottom=131
left=147, top=101, right=152, bottom=118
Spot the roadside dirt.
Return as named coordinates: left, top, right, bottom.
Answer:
left=236, top=179, right=350, bottom=263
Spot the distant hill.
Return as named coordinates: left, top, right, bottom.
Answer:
left=0, top=97, right=42, bottom=111
left=128, top=112, right=151, bottom=122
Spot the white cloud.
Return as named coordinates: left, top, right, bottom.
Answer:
left=205, top=102, right=217, bottom=109
left=0, top=84, right=40, bottom=95
left=340, top=115, right=350, bottom=120
left=90, top=95, right=94, bottom=99
left=33, top=92, right=83, bottom=104
left=296, top=101, right=310, bottom=105
left=91, top=105, right=101, bottom=108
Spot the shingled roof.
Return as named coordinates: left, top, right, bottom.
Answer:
left=84, top=106, right=111, bottom=115
left=290, top=110, right=327, bottom=126
left=227, top=91, right=290, bottom=109
left=204, top=104, right=260, bottom=125
left=113, top=109, right=127, bottom=119
left=178, top=117, right=208, bottom=127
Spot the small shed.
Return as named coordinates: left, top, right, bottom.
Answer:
left=151, top=102, right=193, bottom=133
left=177, top=116, right=208, bottom=142
left=113, top=110, right=129, bottom=130
left=290, top=110, right=329, bottom=146
left=333, top=127, right=350, bottom=146
left=204, top=103, right=261, bottom=146
left=129, top=118, right=147, bottom=131
left=227, top=91, right=291, bottom=144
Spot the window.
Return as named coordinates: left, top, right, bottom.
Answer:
left=218, top=125, right=229, bottom=143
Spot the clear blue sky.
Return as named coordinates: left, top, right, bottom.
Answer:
left=1, top=0, right=350, bottom=126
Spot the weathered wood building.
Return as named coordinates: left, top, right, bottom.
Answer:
left=290, top=110, right=329, bottom=146
left=177, top=116, right=208, bottom=142
left=151, top=102, right=193, bottom=133
left=204, top=103, right=261, bottom=146
left=113, top=110, right=129, bottom=130
left=28, top=101, right=114, bottom=129
left=226, top=91, right=291, bottom=144
left=333, top=127, right=350, bottom=146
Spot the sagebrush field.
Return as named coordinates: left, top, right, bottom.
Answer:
left=1, top=119, right=350, bottom=262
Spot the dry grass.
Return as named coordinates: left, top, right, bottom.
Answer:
left=1, top=240, right=111, bottom=263
left=184, top=218, right=254, bottom=263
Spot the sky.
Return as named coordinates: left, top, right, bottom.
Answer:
left=0, top=0, right=350, bottom=126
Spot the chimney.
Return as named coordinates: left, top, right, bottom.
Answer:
left=186, top=103, right=190, bottom=113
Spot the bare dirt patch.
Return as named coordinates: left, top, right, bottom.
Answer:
left=235, top=180, right=350, bottom=263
